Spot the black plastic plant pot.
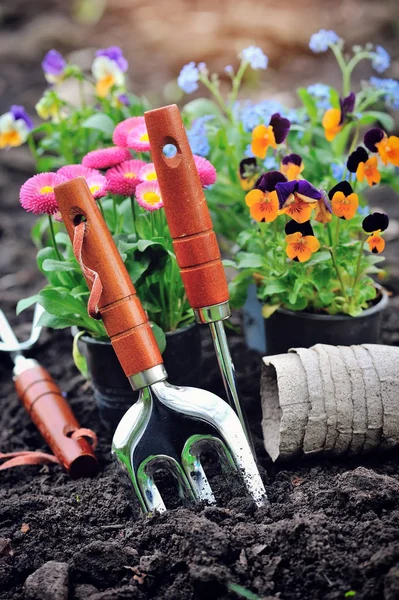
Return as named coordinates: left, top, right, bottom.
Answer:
left=264, top=286, right=389, bottom=356
left=76, top=323, right=202, bottom=431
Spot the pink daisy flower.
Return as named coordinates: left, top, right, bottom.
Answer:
left=86, top=174, right=108, bottom=199
left=112, top=116, right=145, bottom=147
left=138, top=162, right=157, bottom=182
left=135, top=181, right=163, bottom=212
left=106, top=159, right=146, bottom=196
left=20, top=172, right=66, bottom=215
left=82, top=146, right=131, bottom=169
left=193, top=155, right=217, bottom=187
left=127, top=123, right=151, bottom=152
left=57, top=164, right=101, bottom=179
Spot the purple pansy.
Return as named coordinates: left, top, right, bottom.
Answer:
left=96, top=46, right=128, bottom=72
left=281, top=153, right=302, bottom=167
left=285, top=219, right=314, bottom=236
left=10, top=105, right=33, bottom=130
left=117, top=94, right=130, bottom=106
left=364, top=128, right=385, bottom=152
left=276, top=179, right=322, bottom=209
left=41, top=50, right=66, bottom=76
left=362, top=212, right=389, bottom=233
left=255, top=170, right=287, bottom=193
left=339, top=92, right=355, bottom=124
left=269, top=113, right=291, bottom=144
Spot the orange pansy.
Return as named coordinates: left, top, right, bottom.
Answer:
left=280, top=197, right=317, bottom=223
left=356, top=156, right=381, bottom=186
left=285, top=232, right=320, bottom=262
left=367, top=231, right=385, bottom=254
left=375, top=135, right=399, bottom=167
left=331, top=191, right=359, bottom=220
left=322, top=108, right=342, bottom=142
left=245, top=189, right=279, bottom=222
left=251, top=124, right=276, bottom=159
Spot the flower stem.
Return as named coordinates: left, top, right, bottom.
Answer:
left=199, top=75, right=233, bottom=122
left=130, top=196, right=137, bottom=237
left=229, top=61, right=248, bottom=108
left=48, top=215, right=62, bottom=261
left=328, top=246, right=348, bottom=302
left=330, top=44, right=350, bottom=96
left=349, top=239, right=366, bottom=311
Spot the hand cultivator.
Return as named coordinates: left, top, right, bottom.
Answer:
left=0, top=305, right=98, bottom=477
left=145, top=104, right=253, bottom=453
left=55, top=177, right=267, bottom=513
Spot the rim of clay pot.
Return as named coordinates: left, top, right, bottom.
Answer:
left=274, top=284, right=389, bottom=322
left=71, top=321, right=198, bottom=346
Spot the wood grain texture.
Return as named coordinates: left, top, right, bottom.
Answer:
left=55, top=177, right=163, bottom=376
left=145, top=104, right=229, bottom=309
left=15, top=364, right=97, bottom=477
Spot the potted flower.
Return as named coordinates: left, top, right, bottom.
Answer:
left=2, top=46, right=217, bottom=427
left=176, top=31, right=398, bottom=353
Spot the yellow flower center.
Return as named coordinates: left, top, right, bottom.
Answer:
left=40, top=186, right=54, bottom=194
left=146, top=172, right=157, bottom=181
left=90, top=184, right=100, bottom=194
left=124, top=172, right=136, bottom=179
left=143, top=191, right=160, bottom=205
left=140, top=133, right=149, bottom=142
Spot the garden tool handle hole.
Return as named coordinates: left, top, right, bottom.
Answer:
left=161, top=137, right=181, bottom=168
left=72, top=214, right=87, bottom=226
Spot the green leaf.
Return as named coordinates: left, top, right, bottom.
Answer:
left=227, top=582, right=261, bottom=600
left=183, top=98, right=222, bottom=121
left=285, top=296, right=308, bottom=311
left=331, top=123, right=353, bottom=157
left=306, top=251, right=331, bottom=266
left=42, top=259, right=79, bottom=272
left=37, top=312, right=75, bottom=329
left=82, top=113, right=116, bottom=136
left=262, top=279, right=288, bottom=295
left=16, top=295, right=40, bottom=315
left=37, top=288, right=87, bottom=318
left=297, top=88, right=318, bottom=123
left=151, top=322, right=166, bottom=354
left=359, top=111, right=394, bottom=131
left=236, top=252, right=264, bottom=269
left=72, top=331, right=89, bottom=378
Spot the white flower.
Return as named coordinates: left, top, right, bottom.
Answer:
left=0, top=112, right=30, bottom=148
left=91, top=56, right=126, bottom=98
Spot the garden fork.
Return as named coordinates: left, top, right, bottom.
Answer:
left=145, top=104, right=254, bottom=453
left=55, top=177, right=267, bottom=513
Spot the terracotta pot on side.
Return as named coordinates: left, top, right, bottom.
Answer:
left=74, top=323, right=202, bottom=430
left=264, top=286, right=389, bottom=356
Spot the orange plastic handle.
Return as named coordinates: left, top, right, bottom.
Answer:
left=55, top=177, right=163, bottom=377
left=145, top=104, right=229, bottom=309
left=15, top=363, right=97, bottom=478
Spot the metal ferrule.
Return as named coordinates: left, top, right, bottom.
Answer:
left=128, top=364, right=168, bottom=391
left=13, top=357, right=40, bottom=378
left=194, top=301, right=231, bottom=324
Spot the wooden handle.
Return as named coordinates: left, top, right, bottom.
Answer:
left=15, top=363, right=97, bottom=478
left=144, top=104, right=229, bottom=309
left=55, top=177, right=163, bottom=377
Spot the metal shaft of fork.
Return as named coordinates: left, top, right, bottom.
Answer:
left=208, top=320, right=256, bottom=457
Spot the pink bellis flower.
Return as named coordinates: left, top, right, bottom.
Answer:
left=113, top=117, right=146, bottom=147
left=106, top=159, right=146, bottom=196
left=82, top=147, right=131, bottom=169
left=138, top=163, right=157, bottom=182
left=20, top=172, right=67, bottom=215
left=127, top=123, right=151, bottom=152
left=57, top=164, right=101, bottom=179
left=193, top=155, right=217, bottom=187
left=136, top=181, right=163, bottom=212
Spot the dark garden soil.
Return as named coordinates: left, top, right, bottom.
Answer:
left=1, top=7, right=399, bottom=593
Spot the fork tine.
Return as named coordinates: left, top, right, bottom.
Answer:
left=182, top=436, right=216, bottom=505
